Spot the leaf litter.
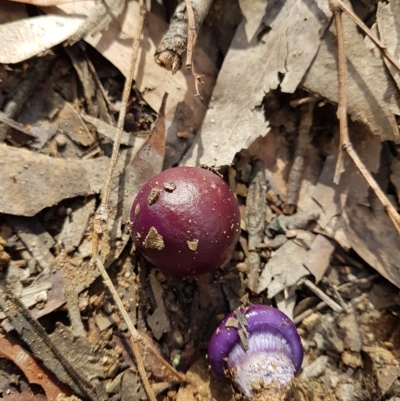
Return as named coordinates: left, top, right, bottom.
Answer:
left=0, top=0, right=400, bottom=400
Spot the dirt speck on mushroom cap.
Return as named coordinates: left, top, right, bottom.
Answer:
left=130, top=166, right=241, bottom=276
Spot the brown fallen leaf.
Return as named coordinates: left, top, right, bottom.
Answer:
left=183, top=0, right=331, bottom=167
left=376, top=0, right=400, bottom=91
left=304, top=234, right=336, bottom=283
left=0, top=334, right=72, bottom=401
left=0, top=144, right=107, bottom=216
left=48, top=2, right=217, bottom=151
left=257, top=240, right=309, bottom=297
left=302, top=5, right=400, bottom=143
left=0, top=137, right=149, bottom=217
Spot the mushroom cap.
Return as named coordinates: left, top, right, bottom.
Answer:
left=208, top=304, right=303, bottom=379
left=130, top=166, right=241, bottom=276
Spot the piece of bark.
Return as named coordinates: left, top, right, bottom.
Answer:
left=154, top=0, right=213, bottom=73
left=245, top=159, right=266, bottom=292
left=0, top=334, right=73, bottom=401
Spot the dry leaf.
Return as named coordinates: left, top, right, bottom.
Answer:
left=376, top=0, right=400, bottom=91
left=302, top=7, right=400, bottom=142
left=183, top=0, right=330, bottom=166
left=0, top=144, right=107, bottom=216
left=0, top=14, right=84, bottom=64
left=257, top=240, right=309, bottom=297
left=345, top=199, right=400, bottom=289
left=0, top=335, right=72, bottom=401
left=304, top=234, right=336, bottom=283
left=48, top=2, right=217, bottom=145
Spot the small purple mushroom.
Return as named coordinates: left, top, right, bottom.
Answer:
left=208, top=304, right=303, bottom=400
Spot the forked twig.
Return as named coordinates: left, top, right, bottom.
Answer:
left=334, top=0, right=400, bottom=73
left=328, top=0, right=400, bottom=235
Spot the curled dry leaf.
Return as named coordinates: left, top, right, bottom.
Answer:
left=0, top=335, right=72, bottom=401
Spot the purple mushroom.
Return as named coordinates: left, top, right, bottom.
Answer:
left=208, top=304, right=303, bottom=400
left=130, top=166, right=241, bottom=276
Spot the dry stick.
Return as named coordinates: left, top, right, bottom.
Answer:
left=329, top=0, right=400, bottom=236
left=335, top=0, right=400, bottom=73
left=184, top=0, right=203, bottom=97
left=96, top=259, right=194, bottom=387
left=284, top=101, right=315, bottom=214
left=89, top=3, right=158, bottom=401
left=89, top=1, right=194, bottom=393
left=301, top=279, right=343, bottom=314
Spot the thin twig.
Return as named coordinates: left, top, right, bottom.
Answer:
left=88, top=3, right=158, bottom=400
left=329, top=2, right=348, bottom=184
left=301, top=279, right=343, bottom=314
left=184, top=0, right=204, bottom=97
left=185, top=0, right=196, bottom=68
left=91, top=1, right=146, bottom=263
left=96, top=259, right=195, bottom=388
left=334, top=0, right=400, bottom=73
left=96, top=259, right=156, bottom=401
left=329, top=0, right=400, bottom=235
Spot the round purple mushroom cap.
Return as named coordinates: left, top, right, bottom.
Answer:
left=130, top=166, right=241, bottom=276
left=208, top=304, right=303, bottom=399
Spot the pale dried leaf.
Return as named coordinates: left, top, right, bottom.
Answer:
left=0, top=14, right=84, bottom=64
left=183, top=0, right=330, bottom=167
left=376, top=0, right=400, bottom=91
left=257, top=240, right=309, bottom=297
left=302, top=9, right=400, bottom=142
left=67, top=0, right=125, bottom=45
left=49, top=2, right=217, bottom=139
left=311, top=127, right=381, bottom=232
left=304, top=234, right=336, bottom=283
left=345, top=200, right=400, bottom=289
left=237, top=0, right=267, bottom=41
left=0, top=144, right=107, bottom=216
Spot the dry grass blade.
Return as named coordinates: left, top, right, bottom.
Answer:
left=328, top=0, right=400, bottom=236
